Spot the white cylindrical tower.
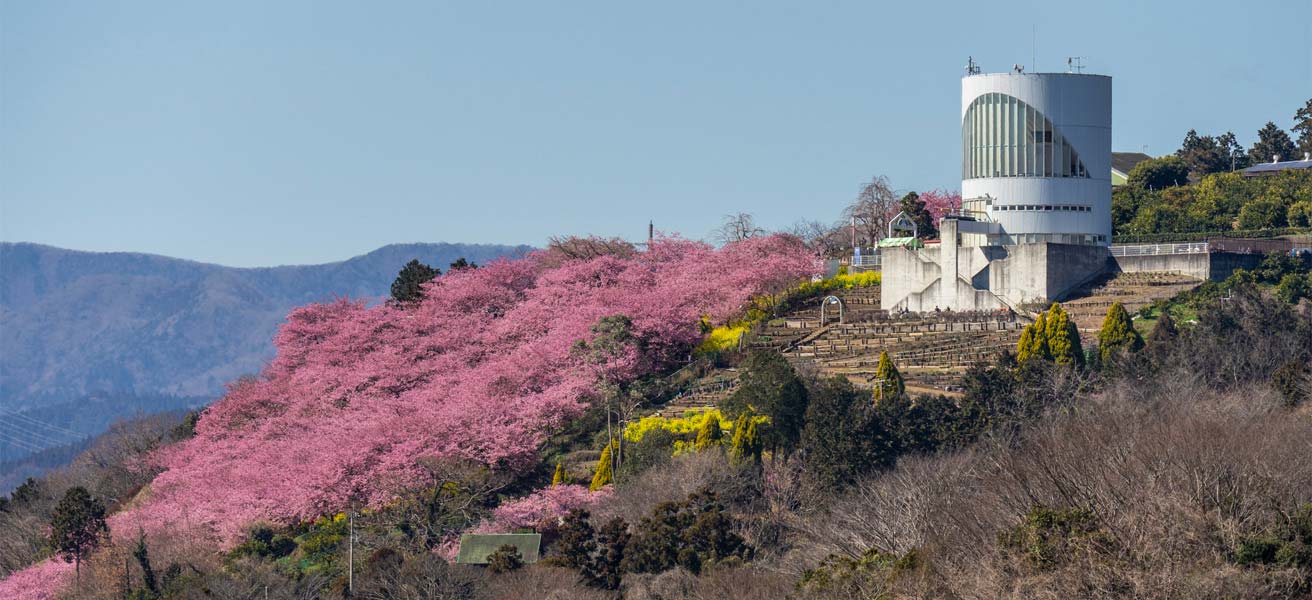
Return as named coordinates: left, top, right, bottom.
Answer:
left=960, top=72, right=1111, bottom=246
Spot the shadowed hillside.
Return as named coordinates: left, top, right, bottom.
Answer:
left=0, top=242, right=531, bottom=460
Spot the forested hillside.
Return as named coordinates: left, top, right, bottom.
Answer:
left=0, top=242, right=530, bottom=462
left=1, top=235, right=1309, bottom=599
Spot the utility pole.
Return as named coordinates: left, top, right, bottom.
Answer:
left=348, top=508, right=354, bottom=595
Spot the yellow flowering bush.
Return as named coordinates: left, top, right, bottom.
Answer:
left=694, top=271, right=880, bottom=356
left=626, top=409, right=769, bottom=455
left=696, top=324, right=750, bottom=354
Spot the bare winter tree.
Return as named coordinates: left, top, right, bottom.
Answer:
left=787, top=219, right=847, bottom=257
left=714, top=212, right=765, bottom=245
left=843, top=176, right=900, bottom=247
left=542, top=236, right=637, bottom=266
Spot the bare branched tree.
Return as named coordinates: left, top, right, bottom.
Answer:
left=844, top=176, right=900, bottom=247
left=714, top=213, right=766, bottom=245
left=543, top=236, right=637, bottom=266
left=786, top=220, right=847, bottom=257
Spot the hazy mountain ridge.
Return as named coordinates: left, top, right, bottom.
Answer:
left=0, top=241, right=532, bottom=426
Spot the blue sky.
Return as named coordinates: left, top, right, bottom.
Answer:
left=2, top=1, right=1309, bottom=267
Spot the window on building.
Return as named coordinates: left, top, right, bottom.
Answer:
left=962, top=93, right=1089, bottom=180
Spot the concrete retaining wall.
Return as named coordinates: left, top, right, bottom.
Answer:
left=1109, top=251, right=1265, bottom=281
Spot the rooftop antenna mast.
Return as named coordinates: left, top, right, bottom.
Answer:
left=1066, top=56, right=1085, bottom=73
left=965, top=56, right=980, bottom=75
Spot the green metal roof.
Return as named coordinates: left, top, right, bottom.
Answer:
left=877, top=236, right=922, bottom=248
left=455, top=533, right=542, bottom=565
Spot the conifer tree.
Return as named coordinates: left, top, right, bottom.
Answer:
left=1146, top=312, right=1178, bottom=347
left=551, top=462, right=568, bottom=486
left=728, top=412, right=761, bottom=464
left=486, top=544, right=524, bottom=573
left=49, top=486, right=108, bottom=589
left=133, top=528, right=158, bottom=594
left=390, top=259, right=440, bottom=304
left=722, top=350, right=808, bottom=459
left=551, top=510, right=596, bottom=569
left=743, top=420, right=762, bottom=463
left=873, top=350, right=905, bottom=400
left=1044, top=303, right=1084, bottom=366
left=583, top=517, right=630, bottom=590
left=1017, top=321, right=1036, bottom=362
left=1144, top=312, right=1178, bottom=365
left=1017, top=313, right=1051, bottom=363
left=1250, top=121, right=1298, bottom=164
left=1097, top=302, right=1144, bottom=365
left=589, top=442, right=615, bottom=491
left=694, top=413, right=723, bottom=451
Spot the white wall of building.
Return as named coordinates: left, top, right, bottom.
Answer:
left=960, top=73, right=1112, bottom=245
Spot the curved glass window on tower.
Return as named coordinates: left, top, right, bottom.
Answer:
left=962, top=93, right=1089, bottom=180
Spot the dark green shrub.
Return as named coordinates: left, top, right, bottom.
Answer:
left=999, top=506, right=1112, bottom=570
left=486, top=544, right=523, bottom=574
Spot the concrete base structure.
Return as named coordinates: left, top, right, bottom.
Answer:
left=881, top=237, right=1268, bottom=312
left=881, top=241, right=1109, bottom=312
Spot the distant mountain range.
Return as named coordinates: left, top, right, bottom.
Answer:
left=0, top=242, right=532, bottom=464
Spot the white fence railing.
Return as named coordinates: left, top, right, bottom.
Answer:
left=1109, top=242, right=1208, bottom=257
left=852, top=255, right=882, bottom=268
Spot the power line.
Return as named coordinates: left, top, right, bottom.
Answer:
left=0, top=407, right=87, bottom=440
left=0, top=418, right=77, bottom=448
left=0, top=429, right=49, bottom=453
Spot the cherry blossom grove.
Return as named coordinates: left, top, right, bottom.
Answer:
left=108, top=235, right=817, bottom=545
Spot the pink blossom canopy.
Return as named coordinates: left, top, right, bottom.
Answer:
left=110, top=235, right=818, bottom=544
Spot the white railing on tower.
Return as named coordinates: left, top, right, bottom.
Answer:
left=1108, top=242, right=1208, bottom=257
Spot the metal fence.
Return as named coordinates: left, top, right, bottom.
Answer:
left=1108, top=242, right=1208, bottom=257
left=852, top=254, right=882, bottom=268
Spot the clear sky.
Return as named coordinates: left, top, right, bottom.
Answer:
left=2, top=1, right=1309, bottom=267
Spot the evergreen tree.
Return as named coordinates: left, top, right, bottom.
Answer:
left=621, top=491, right=747, bottom=577
left=1097, top=302, right=1144, bottom=365
left=898, top=191, right=938, bottom=239
left=1016, top=321, right=1036, bottom=362
left=583, top=517, right=630, bottom=590
left=50, top=486, right=109, bottom=589
left=800, top=377, right=894, bottom=489
left=551, top=462, right=568, bottom=486
left=1217, top=131, right=1250, bottom=170
left=728, top=411, right=761, bottom=464
left=448, top=257, right=479, bottom=271
left=1017, top=313, right=1051, bottom=363
left=721, top=350, right=808, bottom=459
left=486, top=544, right=524, bottom=573
left=1044, top=303, right=1084, bottom=367
left=1296, top=98, right=1312, bottom=157
left=1176, top=129, right=1230, bottom=177
left=873, top=350, right=905, bottom=400
left=549, top=509, right=596, bottom=569
left=589, top=442, right=615, bottom=491
left=1250, top=121, right=1298, bottom=164
left=694, top=413, right=723, bottom=451
left=390, top=259, right=440, bottom=304
left=133, top=528, right=158, bottom=594
left=1144, top=312, right=1178, bottom=366
left=1146, top=312, right=1178, bottom=348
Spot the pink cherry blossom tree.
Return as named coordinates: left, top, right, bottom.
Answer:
left=108, top=235, right=819, bottom=546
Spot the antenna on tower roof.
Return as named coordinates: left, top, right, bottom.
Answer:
left=965, top=56, right=980, bottom=75
left=1066, top=57, right=1085, bottom=73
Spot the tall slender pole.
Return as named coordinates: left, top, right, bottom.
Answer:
left=348, top=508, right=354, bottom=594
